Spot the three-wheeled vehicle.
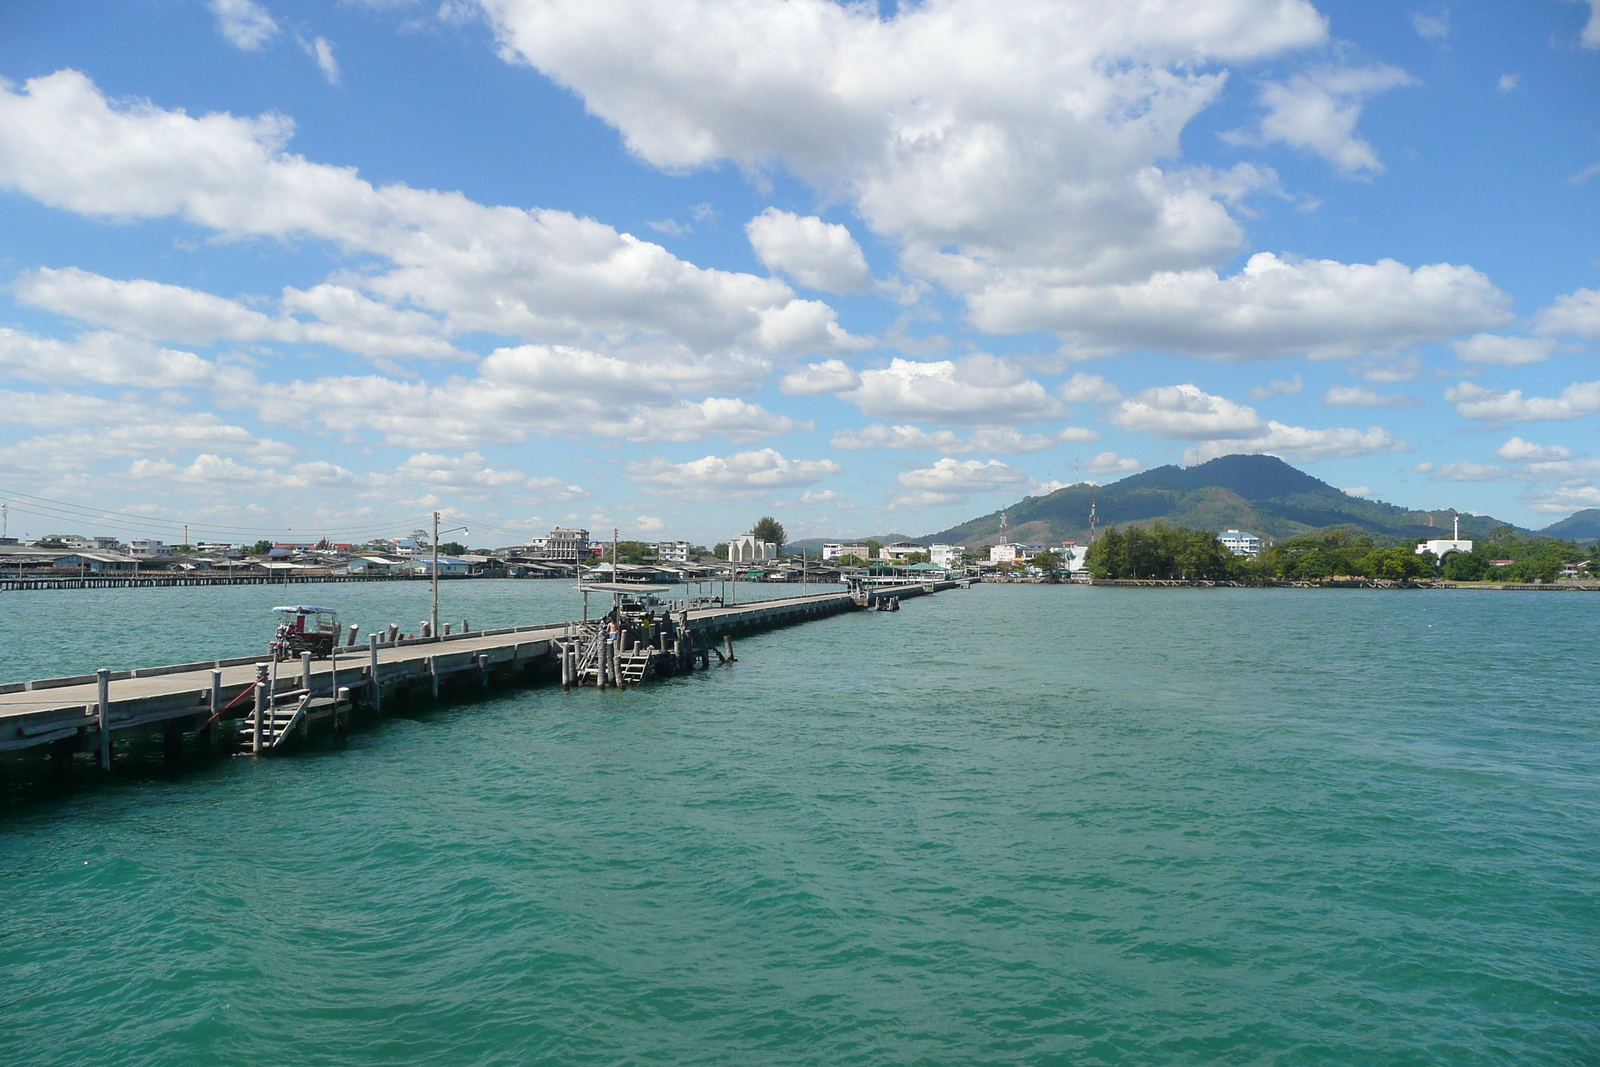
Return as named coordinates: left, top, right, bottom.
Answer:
left=270, top=605, right=340, bottom=661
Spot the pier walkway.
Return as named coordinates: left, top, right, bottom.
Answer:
left=0, top=583, right=959, bottom=765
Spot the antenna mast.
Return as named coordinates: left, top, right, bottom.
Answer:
left=1089, top=500, right=1098, bottom=545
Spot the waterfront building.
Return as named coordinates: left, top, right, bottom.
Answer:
left=540, top=527, right=591, bottom=563
left=1059, top=542, right=1089, bottom=572
left=822, top=542, right=871, bottom=562
left=929, top=544, right=964, bottom=568
left=1415, top=516, right=1471, bottom=560
left=345, top=556, right=408, bottom=575
left=1219, top=530, right=1263, bottom=558
left=881, top=540, right=926, bottom=562
left=728, top=535, right=777, bottom=562
left=128, top=539, right=167, bottom=557
left=52, top=552, right=138, bottom=574
left=63, top=536, right=123, bottom=552
left=655, top=540, right=692, bottom=563
left=989, top=542, right=1043, bottom=563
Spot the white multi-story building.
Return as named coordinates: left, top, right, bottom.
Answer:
left=64, top=536, right=123, bottom=552
left=1219, top=530, right=1263, bottom=558
left=929, top=544, right=965, bottom=568
left=655, top=540, right=692, bottom=563
left=728, top=535, right=777, bottom=562
left=128, top=538, right=167, bottom=557
left=881, top=540, right=926, bottom=562
left=822, top=542, right=871, bottom=562
left=540, top=527, right=590, bottom=562
left=989, top=542, right=1043, bottom=564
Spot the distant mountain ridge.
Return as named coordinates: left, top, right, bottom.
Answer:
left=920, top=454, right=1538, bottom=548
left=1538, top=508, right=1600, bottom=541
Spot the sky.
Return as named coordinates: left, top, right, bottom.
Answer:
left=0, top=0, right=1597, bottom=548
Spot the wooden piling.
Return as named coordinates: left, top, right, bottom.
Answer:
left=300, top=652, right=312, bottom=695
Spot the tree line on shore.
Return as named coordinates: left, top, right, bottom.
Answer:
left=1082, top=523, right=1598, bottom=582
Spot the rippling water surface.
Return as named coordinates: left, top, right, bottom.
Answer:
left=2, top=583, right=1597, bottom=1065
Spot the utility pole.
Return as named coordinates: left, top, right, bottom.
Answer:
left=431, top=510, right=440, bottom=639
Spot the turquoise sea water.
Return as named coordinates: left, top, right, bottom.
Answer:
left=2, top=583, right=1597, bottom=1065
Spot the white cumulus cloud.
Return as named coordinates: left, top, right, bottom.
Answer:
left=211, top=0, right=279, bottom=51
left=0, top=70, right=861, bottom=360
left=746, top=209, right=872, bottom=293
left=1452, top=333, right=1553, bottom=366
left=969, top=253, right=1509, bottom=358
left=1447, top=380, right=1600, bottom=423
left=474, top=0, right=1329, bottom=287
left=0, top=327, right=222, bottom=389
left=830, top=423, right=1096, bottom=453
left=1496, top=437, right=1573, bottom=463
left=780, top=359, right=861, bottom=395
left=840, top=356, right=1060, bottom=425
left=624, top=449, right=842, bottom=499
left=1534, top=287, right=1600, bottom=338
left=892, top=457, right=1033, bottom=507
left=1111, top=383, right=1264, bottom=439
left=1243, top=64, right=1416, bottom=175
left=1057, top=372, right=1123, bottom=404
left=1323, top=385, right=1417, bottom=407
left=1184, top=423, right=1407, bottom=465
left=1087, top=451, right=1142, bottom=475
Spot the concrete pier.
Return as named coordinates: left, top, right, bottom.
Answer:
left=0, top=584, right=958, bottom=763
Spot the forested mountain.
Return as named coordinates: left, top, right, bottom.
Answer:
left=922, top=454, right=1522, bottom=548
left=1539, top=509, right=1600, bottom=541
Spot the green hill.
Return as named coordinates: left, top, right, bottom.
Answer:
left=1539, top=509, right=1600, bottom=541
left=923, top=454, right=1521, bottom=547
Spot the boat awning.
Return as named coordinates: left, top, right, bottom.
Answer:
left=576, top=583, right=674, bottom=594
left=272, top=605, right=339, bottom=614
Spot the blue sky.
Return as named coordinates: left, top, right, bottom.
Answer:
left=1, top=0, right=1597, bottom=547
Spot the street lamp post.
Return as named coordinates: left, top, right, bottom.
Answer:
left=430, top=510, right=469, bottom=640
